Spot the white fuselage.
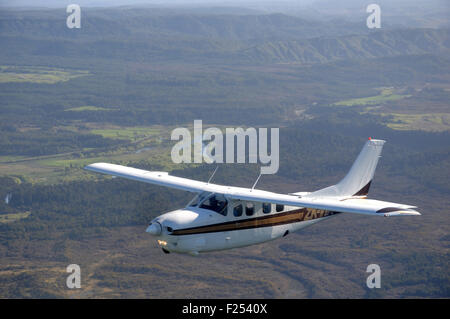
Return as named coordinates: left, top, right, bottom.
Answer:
left=147, top=199, right=339, bottom=255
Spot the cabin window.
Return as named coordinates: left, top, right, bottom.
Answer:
left=233, top=204, right=243, bottom=217
left=263, top=203, right=271, bottom=214
left=199, top=194, right=228, bottom=216
left=245, top=203, right=255, bottom=216
left=276, top=204, right=284, bottom=212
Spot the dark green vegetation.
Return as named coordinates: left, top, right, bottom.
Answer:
left=0, top=5, right=448, bottom=298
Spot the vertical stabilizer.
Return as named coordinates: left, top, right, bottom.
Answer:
left=307, top=138, right=385, bottom=197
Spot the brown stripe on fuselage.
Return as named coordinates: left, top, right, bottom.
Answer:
left=171, top=208, right=340, bottom=236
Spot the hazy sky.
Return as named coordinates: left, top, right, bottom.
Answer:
left=1, top=0, right=447, bottom=21
left=0, top=0, right=318, bottom=8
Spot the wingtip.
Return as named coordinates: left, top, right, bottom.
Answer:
left=383, top=210, right=421, bottom=217
left=83, top=162, right=106, bottom=171
left=367, top=138, right=386, bottom=145
left=83, top=163, right=95, bottom=170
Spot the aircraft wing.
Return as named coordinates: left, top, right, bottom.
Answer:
left=224, top=191, right=421, bottom=216
left=85, top=163, right=220, bottom=193
left=85, top=163, right=420, bottom=217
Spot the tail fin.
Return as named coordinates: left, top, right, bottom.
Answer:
left=307, top=138, right=385, bottom=197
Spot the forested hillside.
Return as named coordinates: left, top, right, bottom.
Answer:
left=0, top=5, right=448, bottom=298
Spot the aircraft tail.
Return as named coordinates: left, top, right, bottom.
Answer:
left=307, top=138, right=385, bottom=197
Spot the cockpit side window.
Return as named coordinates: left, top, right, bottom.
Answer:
left=276, top=204, right=284, bottom=212
left=199, top=194, right=228, bottom=216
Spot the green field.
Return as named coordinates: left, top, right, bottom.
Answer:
left=334, top=89, right=411, bottom=107
left=383, top=113, right=450, bottom=131
left=0, top=123, right=177, bottom=184
left=0, top=66, right=89, bottom=84
left=90, top=127, right=162, bottom=141
left=0, top=212, right=30, bottom=224
left=65, top=106, right=113, bottom=112
left=0, top=156, right=27, bottom=163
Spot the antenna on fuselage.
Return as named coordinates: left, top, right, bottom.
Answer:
left=251, top=173, right=262, bottom=191
left=207, top=165, right=219, bottom=184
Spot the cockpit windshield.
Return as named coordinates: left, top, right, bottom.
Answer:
left=188, top=192, right=228, bottom=216
left=188, top=193, right=227, bottom=215
left=199, top=194, right=228, bottom=216
left=188, top=192, right=211, bottom=207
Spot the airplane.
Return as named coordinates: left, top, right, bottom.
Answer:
left=84, top=138, right=420, bottom=255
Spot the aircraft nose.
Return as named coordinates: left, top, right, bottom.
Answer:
left=146, top=221, right=162, bottom=236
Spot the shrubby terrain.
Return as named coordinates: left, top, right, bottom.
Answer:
left=0, top=3, right=448, bottom=298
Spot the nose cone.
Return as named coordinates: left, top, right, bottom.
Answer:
left=146, top=222, right=162, bottom=236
